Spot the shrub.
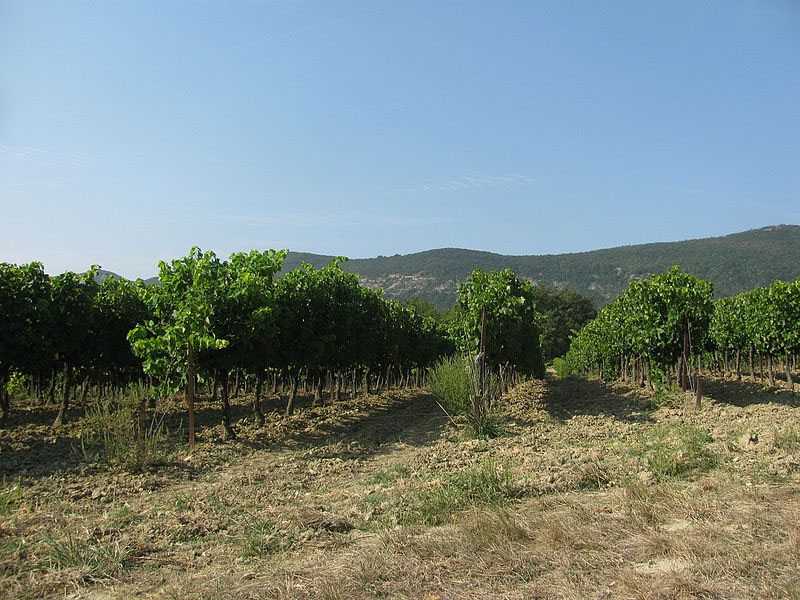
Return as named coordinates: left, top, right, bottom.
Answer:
left=428, top=354, right=506, bottom=439
left=428, top=354, right=473, bottom=415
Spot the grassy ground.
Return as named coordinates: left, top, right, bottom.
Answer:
left=2, top=375, right=800, bottom=599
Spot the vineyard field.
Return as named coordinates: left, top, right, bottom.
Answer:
left=3, top=253, right=800, bottom=598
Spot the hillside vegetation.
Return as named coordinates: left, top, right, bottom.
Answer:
left=282, top=225, right=800, bottom=307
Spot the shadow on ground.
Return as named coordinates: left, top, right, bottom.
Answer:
left=534, top=376, right=655, bottom=424
left=701, top=377, right=799, bottom=408
left=0, top=388, right=448, bottom=480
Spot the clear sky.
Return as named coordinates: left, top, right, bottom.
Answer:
left=1, top=0, right=798, bottom=278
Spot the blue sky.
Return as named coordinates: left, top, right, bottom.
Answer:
left=1, top=0, right=798, bottom=278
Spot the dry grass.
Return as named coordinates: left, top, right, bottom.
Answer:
left=239, top=475, right=800, bottom=599
left=2, top=376, right=800, bottom=598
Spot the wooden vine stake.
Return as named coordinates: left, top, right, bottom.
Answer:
left=683, top=324, right=703, bottom=410
left=473, top=306, right=488, bottom=418
left=480, top=306, right=487, bottom=398
left=681, top=329, right=689, bottom=392
left=695, top=376, right=703, bottom=410
left=187, top=342, right=196, bottom=448
left=137, top=393, right=146, bottom=467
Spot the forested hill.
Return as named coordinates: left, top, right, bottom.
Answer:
left=281, top=225, right=800, bottom=308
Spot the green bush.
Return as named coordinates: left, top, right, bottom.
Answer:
left=428, top=354, right=472, bottom=415
left=428, top=354, right=506, bottom=438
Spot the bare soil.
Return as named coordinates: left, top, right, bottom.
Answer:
left=2, top=375, right=800, bottom=599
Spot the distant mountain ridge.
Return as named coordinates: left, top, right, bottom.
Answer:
left=99, top=225, right=800, bottom=308
left=94, top=269, right=159, bottom=286
left=281, top=225, right=800, bottom=307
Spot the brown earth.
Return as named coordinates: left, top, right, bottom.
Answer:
left=2, top=375, right=800, bottom=599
